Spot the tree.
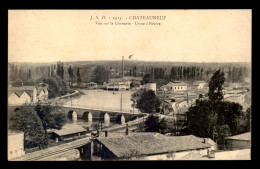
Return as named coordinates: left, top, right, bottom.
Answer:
left=158, top=118, right=175, bottom=134
left=56, top=61, right=64, bottom=79
left=216, top=125, right=230, bottom=150
left=8, top=106, right=47, bottom=149
left=28, top=69, right=32, bottom=79
left=34, top=102, right=67, bottom=131
left=130, top=81, right=140, bottom=88
left=142, top=73, right=153, bottom=84
left=186, top=100, right=218, bottom=138
left=36, top=75, right=70, bottom=99
left=68, top=65, right=74, bottom=87
left=77, top=67, right=81, bottom=87
left=92, top=65, right=110, bottom=85
left=185, top=70, right=248, bottom=149
left=134, top=89, right=161, bottom=113
left=144, top=115, right=160, bottom=132
left=208, top=69, right=225, bottom=103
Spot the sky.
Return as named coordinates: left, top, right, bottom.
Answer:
left=8, top=10, right=251, bottom=63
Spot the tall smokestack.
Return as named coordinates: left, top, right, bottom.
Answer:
left=122, top=56, right=124, bottom=78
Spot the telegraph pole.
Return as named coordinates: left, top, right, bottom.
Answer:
left=120, top=93, right=123, bottom=112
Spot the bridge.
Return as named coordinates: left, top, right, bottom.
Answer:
left=58, top=105, right=144, bottom=124
left=8, top=104, right=145, bottom=125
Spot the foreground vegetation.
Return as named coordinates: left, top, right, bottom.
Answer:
left=136, top=69, right=251, bottom=150
left=8, top=101, right=67, bottom=149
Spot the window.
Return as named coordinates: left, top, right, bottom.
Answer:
left=178, top=87, right=179, bottom=89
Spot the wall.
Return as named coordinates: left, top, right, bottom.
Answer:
left=166, top=85, right=187, bottom=91
left=8, top=92, right=31, bottom=105
left=38, top=90, right=48, bottom=101
left=146, top=83, right=156, bottom=94
left=8, top=93, right=20, bottom=105
left=198, top=83, right=206, bottom=89
left=227, top=140, right=251, bottom=150
left=20, top=92, right=31, bottom=104
left=8, top=133, right=25, bottom=160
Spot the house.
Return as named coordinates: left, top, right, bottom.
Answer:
left=161, top=81, right=187, bottom=91
left=87, top=82, right=98, bottom=90
left=105, top=82, right=130, bottom=91
left=225, top=132, right=251, bottom=150
left=90, top=132, right=214, bottom=160
left=51, top=127, right=87, bottom=142
left=192, top=81, right=207, bottom=90
left=8, top=83, right=48, bottom=105
left=8, top=130, right=25, bottom=160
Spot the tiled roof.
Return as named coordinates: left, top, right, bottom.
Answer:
left=53, top=127, right=86, bottom=136
left=8, top=90, right=33, bottom=97
left=8, top=86, right=35, bottom=97
left=226, top=132, right=251, bottom=141
left=166, top=82, right=187, bottom=86
left=36, top=86, right=48, bottom=95
left=96, top=133, right=211, bottom=158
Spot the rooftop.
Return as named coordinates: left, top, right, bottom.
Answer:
left=166, top=82, right=187, bottom=86
left=53, top=127, right=86, bottom=136
left=8, top=90, right=33, bottom=97
left=226, top=132, right=251, bottom=141
left=96, top=133, right=211, bottom=158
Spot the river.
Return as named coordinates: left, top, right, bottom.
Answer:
left=63, top=89, right=138, bottom=113
left=62, top=89, right=138, bottom=130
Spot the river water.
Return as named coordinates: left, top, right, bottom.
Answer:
left=64, top=89, right=138, bottom=112
left=62, top=89, right=138, bottom=130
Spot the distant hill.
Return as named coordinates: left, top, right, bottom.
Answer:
left=9, top=60, right=251, bottom=70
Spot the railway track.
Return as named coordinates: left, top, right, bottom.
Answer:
left=12, top=138, right=90, bottom=161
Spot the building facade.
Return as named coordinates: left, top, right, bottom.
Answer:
left=8, top=83, right=48, bottom=105
left=8, top=131, right=25, bottom=160
left=87, top=82, right=98, bottom=90
left=161, top=82, right=187, bottom=91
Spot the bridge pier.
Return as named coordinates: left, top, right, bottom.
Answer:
left=115, top=115, right=125, bottom=124
left=83, top=111, right=93, bottom=122
left=68, top=110, right=77, bottom=121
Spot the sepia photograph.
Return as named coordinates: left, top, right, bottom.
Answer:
left=8, top=9, right=251, bottom=161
